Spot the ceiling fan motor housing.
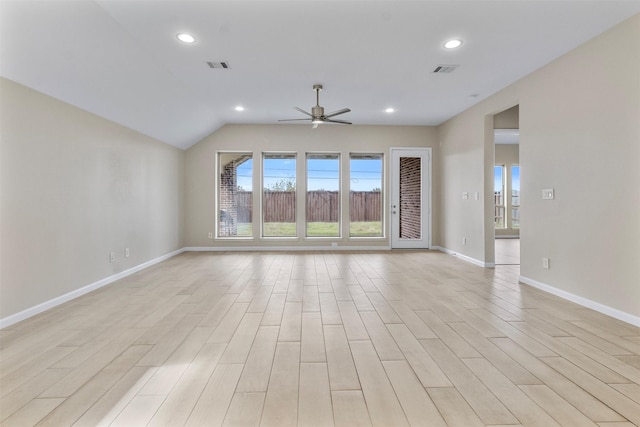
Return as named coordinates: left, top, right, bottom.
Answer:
left=312, top=106, right=324, bottom=117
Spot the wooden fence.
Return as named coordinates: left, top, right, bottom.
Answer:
left=349, top=191, right=382, bottom=222
left=263, top=191, right=296, bottom=222
left=235, top=191, right=381, bottom=222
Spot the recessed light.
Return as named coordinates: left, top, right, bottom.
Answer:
left=176, top=33, right=196, bottom=43
left=444, top=39, right=463, bottom=49
left=235, top=106, right=245, bottom=111
left=385, top=108, right=395, bottom=113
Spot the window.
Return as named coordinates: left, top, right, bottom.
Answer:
left=494, top=165, right=505, bottom=228
left=263, top=153, right=297, bottom=237
left=218, top=153, right=252, bottom=237
left=511, top=165, right=520, bottom=229
left=306, top=154, right=340, bottom=237
left=350, top=154, right=383, bottom=237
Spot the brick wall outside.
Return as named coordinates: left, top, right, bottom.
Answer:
left=219, top=161, right=239, bottom=236
left=399, top=157, right=421, bottom=239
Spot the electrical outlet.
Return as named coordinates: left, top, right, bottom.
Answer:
left=125, top=248, right=130, bottom=258
left=542, top=257, right=550, bottom=269
left=109, top=252, right=115, bottom=263
left=208, top=232, right=213, bottom=239
left=462, top=192, right=469, bottom=200
left=542, top=189, right=555, bottom=200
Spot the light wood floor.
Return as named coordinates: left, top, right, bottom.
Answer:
left=495, top=238, right=520, bottom=265
left=1, top=251, right=639, bottom=426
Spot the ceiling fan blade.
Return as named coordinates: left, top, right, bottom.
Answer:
left=324, top=118, right=352, bottom=125
left=279, top=85, right=353, bottom=126
left=325, top=108, right=351, bottom=118
left=295, top=107, right=313, bottom=117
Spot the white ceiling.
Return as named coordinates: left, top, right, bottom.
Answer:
left=2, top=1, right=639, bottom=150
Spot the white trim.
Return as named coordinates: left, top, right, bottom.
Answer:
left=9, top=247, right=637, bottom=331
left=435, top=246, right=495, bottom=268
left=184, top=245, right=392, bottom=252
left=0, top=248, right=185, bottom=329
left=494, top=128, right=520, bottom=144
left=390, top=147, right=432, bottom=249
left=519, top=275, right=640, bottom=328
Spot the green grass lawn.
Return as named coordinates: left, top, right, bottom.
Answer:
left=228, top=221, right=382, bottom=237
left=349, top=221, right=383, bottom=237
left=306, top=222, right=339, bottom=237
left=235, top=223, right=252, bottom=236
left=263, top=222, right=296, bottom=237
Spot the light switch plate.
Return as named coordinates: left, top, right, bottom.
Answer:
left=462, top=192, right=469, bottom=200
left=542, top=188, right=555, bottom=200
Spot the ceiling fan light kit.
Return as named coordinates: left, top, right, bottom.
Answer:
left=279, top=84, right=352, bottom=128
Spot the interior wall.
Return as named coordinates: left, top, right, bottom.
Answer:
left=0, top=78, right=185, bottom=321
left=493, top=105, right=519, bottom=129
left=438, top=14, right=640, bottom=320
left=184, top=124, right=439, bottom=249
left=437, top=108, right=494, bottom=264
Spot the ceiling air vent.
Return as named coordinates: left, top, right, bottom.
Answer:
left=206, top=61, right=231, bottom=69
left=433, top=64, right=459, bottom=74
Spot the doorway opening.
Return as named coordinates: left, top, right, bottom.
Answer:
left=494, top=105, right=520, bottom=265
left=390, top=147, right=431, bottom=249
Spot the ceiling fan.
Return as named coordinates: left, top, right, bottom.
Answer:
left=279, top=84, right=352, bottom=128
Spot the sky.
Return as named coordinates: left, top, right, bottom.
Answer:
left=235, top=156, right=382, bottom=192
left=494, top=165, right=520, bottom=193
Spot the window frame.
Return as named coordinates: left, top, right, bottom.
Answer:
left=262, top=152, right=298, bottom=238
left=494, top=164, right=506, bottom=229
left=349, top=153, right=384, bottom=238
left=216, top=151, right=254, bottom=239
left=511, top=164, right=520, bottom=229
left=305, top=152, right=341, bottom=238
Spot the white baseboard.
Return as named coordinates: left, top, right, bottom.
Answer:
left=435, top=246, right=495, bottom=268
left=2, top=245, right=398, bottom=328
left=0, top=248, right=185, bottom=329
left=519, top=275, right=640, bottom=327
left=184, top=245, right=392, bottom=252
left=7, top=247, right=637, bottom=330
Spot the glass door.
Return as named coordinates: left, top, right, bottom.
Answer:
left=390, top=148, right=431, bottom=248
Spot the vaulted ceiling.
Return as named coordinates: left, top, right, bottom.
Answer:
left=2, top=1, right=639, bottom=149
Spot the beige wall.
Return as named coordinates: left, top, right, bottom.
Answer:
left=493, top=105, right=519, bottom=129
left=495, top=144, right=520, bottom=237
left=184, top=124, right=439, bottom=248
left=438, top=14, right=640, bottom=319
left=0, top=78, right=185, bottom=320
left=438, top=110, right=491, bottom=263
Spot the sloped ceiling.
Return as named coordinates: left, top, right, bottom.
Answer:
left=2, top=1, right=638, bottom=149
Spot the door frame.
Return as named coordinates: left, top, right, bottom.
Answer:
left=390, top=147, right=432, bottom=249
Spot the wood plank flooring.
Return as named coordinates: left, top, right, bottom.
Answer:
left=1, top=250, right=639, bottom=426
left=495, top=238, right=520, bottom=265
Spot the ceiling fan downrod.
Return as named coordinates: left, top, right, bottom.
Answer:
left=312, top=84, right=324, bottom=118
